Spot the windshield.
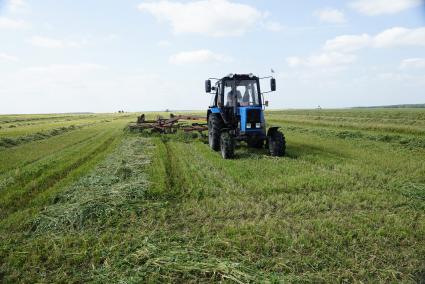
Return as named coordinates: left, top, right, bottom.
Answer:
left=222, top=79, right=260, bottom=107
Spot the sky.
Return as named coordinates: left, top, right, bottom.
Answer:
left=0, top=0, right=424, bottom=114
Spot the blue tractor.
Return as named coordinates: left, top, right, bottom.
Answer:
left=205, top=73, right=286, bottom=159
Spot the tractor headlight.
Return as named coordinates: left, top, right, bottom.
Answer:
left=246, top=124, right=251, bottom=129
left=255, top=123, right=261, bottom=128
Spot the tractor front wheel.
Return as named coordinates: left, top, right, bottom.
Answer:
left=208, top=114, right=223, bottom=151
left=220, top=132, right=235, bottom=159
left=268, top=130, right=286, bottom=157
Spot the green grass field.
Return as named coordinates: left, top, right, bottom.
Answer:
left=0, top=109, right=424, bottom=283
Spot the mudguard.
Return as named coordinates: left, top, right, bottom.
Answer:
left=210, top=107, right=220, bottom=114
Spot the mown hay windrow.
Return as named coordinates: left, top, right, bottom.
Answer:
left=284, top=125, right=425, bottom=149
left=0, top=125, right=79, bottom=149
left=30, top=137, right=152, bottom=233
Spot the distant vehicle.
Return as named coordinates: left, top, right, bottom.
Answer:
left=205, top=73, right=286, bottom=159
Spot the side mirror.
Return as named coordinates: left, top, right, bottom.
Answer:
left=270, top=78, right=276, bottom=92
left=205, top=80, right=211, bottom=93
left=264, top=100, right=269, bottom=107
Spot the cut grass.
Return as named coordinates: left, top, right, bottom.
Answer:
left=267, top=108, right=425, bottom=136
left=0, top=120, right=126, bottom=174
left=0, top=116, right=131, bottom=231
left=0, top=113, right=115, bottom=138
left=0, top=125, right=80, bottom=149
left=0, top=109, right=424, bottom=283
left=137, top=129, right=424, bottom=282
left=29, top=137, right=152, bottom=233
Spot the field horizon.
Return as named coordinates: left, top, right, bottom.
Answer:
left=1, top=103, right=425, bottom=116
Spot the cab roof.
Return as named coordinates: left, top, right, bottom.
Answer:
left=221, top=73, right=258, bottom=81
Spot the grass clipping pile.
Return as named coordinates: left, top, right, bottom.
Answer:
left=30, top=137, right=152, bottom=233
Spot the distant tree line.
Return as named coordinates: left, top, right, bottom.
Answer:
left=354, top=104, right=425, bottom=109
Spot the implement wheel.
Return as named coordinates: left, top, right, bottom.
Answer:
left=208, top=114, right=223, bottom=151
left=220, top=132, right=235, bottom=159
left=268, top=129, right=286, bottom=157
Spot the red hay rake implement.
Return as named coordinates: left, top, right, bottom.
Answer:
left=128, top=114, right=208, bottom=134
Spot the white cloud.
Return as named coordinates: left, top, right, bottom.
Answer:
left=0, top=17, right=28, bottom=29
left=137, top=0, right=265, bottom=37
left=289, top=26, right=425, bottom=74
left=286, top=52, right=356, bottom=68
left=324, top=34, right=372, bottom=52
left=400, top=58, right=425, bottom=69
left=286, top=57, right=302, bottom=67
left=8, top=0, right=29, bottom=13
left=0, top=53, right=19, bottom=62
left=29, top=36, right=84, bottom=49
left=0, top=1, right=30, bottom=29
left=29, top=36, right=65, bottom=48
left=314, top=8, right=346, bottom=24
left=263, top=21, right=284, bottom=32
left=169, top=49, right=231, bottom=64
left=377, top=72, right=425, bottom=85
left=350, top=0, right=422, bottom=15
left=324, top=27, right=425, bottom=52
left=374, top=27, right=425, bottom=48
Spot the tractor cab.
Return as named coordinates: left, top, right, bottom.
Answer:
left=205, top=73, right=285, bottom=159
left=218, top=75, right=263, bottom=133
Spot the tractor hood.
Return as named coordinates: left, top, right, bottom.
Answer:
left=238, top=106, right=265, bottom=133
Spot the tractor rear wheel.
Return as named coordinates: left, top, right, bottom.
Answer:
left=247, top=138, right=264, bottom=148
left=268, top=130, right=286, bottom=157
left=208, top=114, right=223, bottom=151
left=220, top=132, right=235, bottom=159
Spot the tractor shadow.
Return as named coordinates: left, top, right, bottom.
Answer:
left=285, top=142, right=350, bottom=160
left=235, top=146, right=270, bottom=160
left=234, top=143, right=298, bottom=160
left=184, top=135, right=348, bottom=161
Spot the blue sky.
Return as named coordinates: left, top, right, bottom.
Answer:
left=0, top=0, right=424, bottom=113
